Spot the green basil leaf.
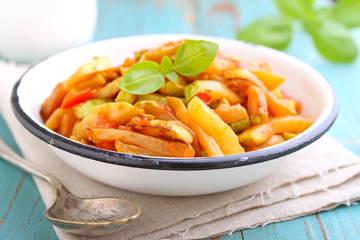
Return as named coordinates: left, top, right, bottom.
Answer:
left=274, top=0, right=314, bottom=20
left=330, top=0, right=360, bottom=28
left=165, top=71, right=179, bottom=83
left=160, top=55, right=173, bottom=74
left=236, top=16, right=292, bottom=50
left=119, top=61, right=165, bottom=95
left=305, top=20, right=358, bottom=62
left=173, top=40, right=219, bottom=76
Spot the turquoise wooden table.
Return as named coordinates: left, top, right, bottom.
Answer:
left=1, top=0, right=360, bottom=239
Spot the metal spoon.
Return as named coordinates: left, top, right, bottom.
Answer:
left=0, top=138, right=141, bottom=236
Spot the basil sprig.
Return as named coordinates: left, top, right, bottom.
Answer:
left=236, top=0, right=360, bottom=63
left=160, top=55, right=179, bottom=83
left=120, top=40, right=219, bottom=95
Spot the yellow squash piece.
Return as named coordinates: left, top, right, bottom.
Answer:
left=225, top=67, right=285, bottom=91
left=72, top=99, right=110, bottom=119
left=45, top=108, right=77, bottom=138
left=225, top=68, right=296, bottom=116
left=93, top=77, right=122, bottom=99
left=170, top=120, right=201, bottom=156
left=40, top=83, right=67, bottom=122
left=115, top=140, right=166, bottom=157
left=136, top=93, right=168, bottom=105
left=229, top=118, right=251, bottom=133
left=134, top=100, right=177, bottom=121
left=167, top=97, right=224, bottom=157
left=187, top=97, right=245, bottom=155
left=247, top=85, right=268, bottom=125
left=158, top=77, right=187, bottom=97
left=214, top=98, right=248, bottom=124
left=246, top=134, right=286, bottom=151
left=45, top=108, right=66, bottom=131
left=272, top=88, right=283, bottom=99
left=63, top=56, right=112, bottom=91
left=251, top=69, right=285, bottom=91
left=238, top=115, right=313, bottom=147
left=128, top=119, right=194, bottom=144
left=184, top=80, right=241, bottom=104
left=283, top=132, right=298, bottom=140
left=203, top=58, right=237, bottom=76
left=72, top=73, right=107, bottom=92
left=88, top=128, right=195, bottom=157
left=266, top=92, right=297, bottom=116
left=72, top=102, right=144, bottom=140
left=115, top=90, right=137, bottom=104
left=57, top=109, right=77, bottom=138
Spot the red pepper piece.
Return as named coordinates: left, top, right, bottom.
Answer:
left=195, top=91, right=211, bottom=105
left=95, top=113, right=119, bottom=129
left=95, top=142, right=116, bottom=151
left=61, top=88, right=94, bottom=109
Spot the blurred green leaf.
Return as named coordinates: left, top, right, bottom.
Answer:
left=305, top=20, right=358, bottom=62
left=330, top=0, right=360, bottom=28
left=236, top=16, right=292, bottom=50
left=274, top=0, right=314, bottom=20
left=315, top=7, right=332, bottom=21
left=236, top=0, right=359, bottom=63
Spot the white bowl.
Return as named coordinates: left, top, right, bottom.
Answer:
left=11, top=34, right=337, bottom=196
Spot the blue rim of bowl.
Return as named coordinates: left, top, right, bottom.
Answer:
left=10, top=58, right=338, bottom=172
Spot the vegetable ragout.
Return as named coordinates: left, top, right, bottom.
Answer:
left=40, top=39, right=313, bottom=158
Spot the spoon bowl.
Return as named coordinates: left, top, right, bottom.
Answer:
left=0, top=138, right=141, bottom=236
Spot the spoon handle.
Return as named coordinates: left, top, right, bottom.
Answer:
left=0, top=138, right=52, bottom=183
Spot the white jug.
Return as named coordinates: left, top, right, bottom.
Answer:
left=0, top=0, right=97, bottom=62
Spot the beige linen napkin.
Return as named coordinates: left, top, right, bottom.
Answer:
left=1, top=60, right=360, bottom=240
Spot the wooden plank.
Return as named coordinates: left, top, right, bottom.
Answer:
left=316, top=204, right=360, bottom=240
left=209, top=231, right=243, bottom=240
left=343, top=204, right=360, bottom=236
left=0, top=114, right=26, bottom=231
left=323, top=60, right=360, bottom=157
left=242, top=215, right=326, bottom=240
left=0, top=166, right=24, bottom=227
left=94, top=0, right=195, bottom=41
left=195, top=0, right=277, bottom=38
left=0, top=114, right=57, bottom=239
left=0, top=173, right=56, bottom=240
left=219, top=231, right=244, bottom=240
